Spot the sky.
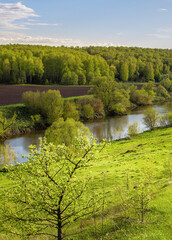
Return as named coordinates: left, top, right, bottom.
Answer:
left=0, top=0, right=172, bottom=48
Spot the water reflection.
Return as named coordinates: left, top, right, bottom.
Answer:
left=4, top=102, right=172, bottom=163
left=5, top=131, right=44, bottom=163
left=85, top=103, right=172, bottom=142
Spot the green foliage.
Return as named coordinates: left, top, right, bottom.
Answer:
left=130, top=83, right=155, bottom=106
left=145, top=62, right=154, bottom=81
left=1, top=127, right=172, bottom=239
left=23, top=90, right=64, bottom=125
left=0, top=45, right=172, bottom=85
left=0, top=112, right=17, bottom=138
left=0, top=136, right=103, bottom=239
left=156, top=85, right=170, bottom=101
left=0, top=144, right=17, bottom=168
left=130, top=89, right=153, bottom=106
left=142, top=108, right=160, bottom=130
left=120, top=62, right=129, bottom=82
left=61, top=71, right=79, bottom=85
left=22, top=91, right=42, bottom=113
left=82, top=104, right=94, bottom=120
left=30, top=114, right=44, bottom=128
left=63, top=101, right=79, bottom=121
left=45, top=118, right=91, bottom=146
left=167, top=112, right=172, bottom=125
left=78, top=72, right=86, bottom=85
left=143, top=81, right=156, bottom=97
left=160, top=78, right=172, bottom=91
left=77, top=97, right=104, bottom=119
left=91, top=77, right=130, bottom=115
left=128, top=121, right=140, bottom=136
left=41, top=90, right=64, bottom=124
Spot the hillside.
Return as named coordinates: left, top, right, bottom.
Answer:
left=0, top=127, right=172, bottom=239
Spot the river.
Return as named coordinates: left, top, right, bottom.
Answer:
left=4, top=102, right=172, bottom=163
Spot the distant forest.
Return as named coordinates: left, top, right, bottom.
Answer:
left=0, top=44, right=172, bottom=85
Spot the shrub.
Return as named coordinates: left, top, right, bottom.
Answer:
left=63, top=101, right=79, bottom=121
left=91, top=77, right=130, bottom=115
left=23, top=90, right=64, bottom=125
left=45, top=118, right=91, bottom=146
left=22, top=91, right=42, bottom=113
left=160, top=78, right=172, bottom=91
left=130, top=88, right=153, bottom=106
left=89, top=98, right=104, bottom=118
left=41, top=90, right=64, bottom=124
left=128, top=121, right=140, bottom=136
left=0, top=112, right=17, bottom=138
left=142, top=108, right=160, bottom=130
left=167, top=112, right=172, bottom=125
left=77, top=97, right=104, bottom=119
left=30, top=114, right=45, bottom=128
left=82, top=104, right=94, bottom=120
left=156, top=85, right=170, bottom=101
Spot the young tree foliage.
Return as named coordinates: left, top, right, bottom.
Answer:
left=45, top=118, right=90, bottom=146
left=91, top=77, right=130, bottom=115
left=0, top=136, right=104, bottom=240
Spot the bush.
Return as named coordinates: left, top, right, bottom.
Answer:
left=142, top=108, right=160, bottom=130
left=167, top=112, right=172, bottom=125
left=88, top=98, right=104, bottom=118
left=63, top=101, right=79, bottom=121
left=82, top=104, right=94, bottom=120
left=45, top=118, right=91, bottom=146
left=23, top=90, right=64, bottom=125
left=128, top=121, right=140, bottom=136
left=77, top=97, right=104, bottom=119
left=130, top=88, right=153, bottom=106
left=160, top=78, right=172, bottom=91
left=91, top=77, right=130, bottom=115
left=22, top=91, right=42, bottom=113
left=41, top=90, right=64, bottom=124
left=0, top=112, right=17, bottom=138
left=156, top=85, right=170, bottom=101
left=30, top=114, right=45, bottom=128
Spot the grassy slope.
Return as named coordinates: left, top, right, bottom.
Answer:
left=0, top=127, right=172, bottom=239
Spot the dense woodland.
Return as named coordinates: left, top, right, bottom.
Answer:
left=0, top=45, right=172, bottom=85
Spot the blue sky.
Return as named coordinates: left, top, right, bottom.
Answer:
left=0, top=0, right=172, bottom=48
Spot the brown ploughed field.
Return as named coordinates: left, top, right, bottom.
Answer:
left=0, top=85, right=91, bottom=106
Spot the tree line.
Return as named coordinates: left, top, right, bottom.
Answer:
left=0, top=45, right=172, bottom=85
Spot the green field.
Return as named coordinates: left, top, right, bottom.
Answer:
left=0, top=127, right=172, bottom=239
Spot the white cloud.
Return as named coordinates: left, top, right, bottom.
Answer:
left=0, top=31, right=117, bottom=47
left=157, top=27, right=172, bottom=33
left=0, top=32, right=83, bottom=46
left=25, top=22, right=61, bottom=27
left=158, top=8, right=168, bottom=12
left=0, top=2, right=39, bottom=30
left=146, top=33, right=170, bottom=39
left=0, top=2, right=60, bottom=30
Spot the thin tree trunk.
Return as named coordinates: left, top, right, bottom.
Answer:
left=57, top=207, right=62, bottom=240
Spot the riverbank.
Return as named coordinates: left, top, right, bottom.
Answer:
left=0, top=104, right=39, bottom=140
left=1, top=126, right=172, bottom=239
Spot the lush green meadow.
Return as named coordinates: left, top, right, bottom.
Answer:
left=0, top=127, right=172, bottom=239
